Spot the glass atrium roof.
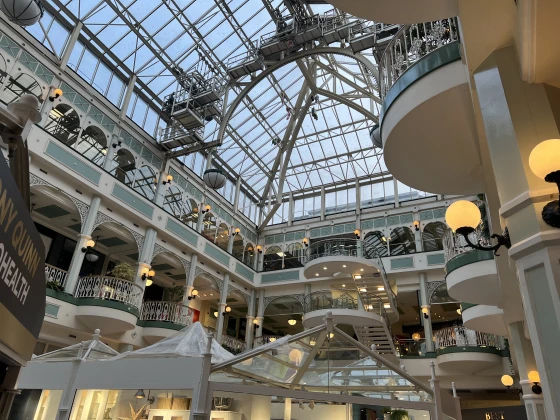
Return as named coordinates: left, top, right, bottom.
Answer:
left=32, top=331, right=119, bottom=361
left=211, top=324, right=433, bottom=402
left=30, top=0, right=385, bottom=202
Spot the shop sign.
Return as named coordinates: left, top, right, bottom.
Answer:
left=485, top=412, right=505, bottom=420
left=0, top=156, right=45, bottom=362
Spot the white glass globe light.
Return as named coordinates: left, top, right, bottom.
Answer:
left=529, top=139, right=560, bottom=180
left=1, top=0, right=43, bottom=26
left=501, top=375, right=514, bottom=387
left=288, top=348, right=303, bottom=365
left=412, top=332, right=421, bottom=342
left=445, top=200, right=481, bottom=232
left=85, top=253, right=99, bottom=263
left=528, top=370, right=540, bottom=384
left=203, top=168, right=226, bottom=190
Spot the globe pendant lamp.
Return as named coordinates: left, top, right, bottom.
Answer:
left=203, top=168, right=226, bottom=190
left=1, top=0, right=44, bottom=26
left=529, top=139, right=560, bottom=227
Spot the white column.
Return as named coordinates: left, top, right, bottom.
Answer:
left=283, top=398, right=291, bottom=420
left=429, top=361, right=443, bottom=420
left=250, top=396, right=271, bottom=420
left=227, top=230, right=235, bottom=253
left=60, top=22, right=83, bottom=70
left=245, top=289, right=257, bottom=348
left=197, top=202, right=204, bottom=233
left=153, top=168, right=169, bottom=207
left=233, top=177, right=242, bottom=214
left=320, top=186, right=326, bottom=220
left=255, top=289, right=265, bottom=339
left=64, top=195, right=101, bottom=293
left=184, top=254, right=198, bottom=306
left=419, top=272, right=434, bottom=352
left=120, top=75, right=137, bottom=120
left=189, top=334, right=214, bottom=420
left=216, top=274, right=230, bottom=343
left=393, top=178, right=400, bottom=207
left=288, top=193, right=294, bottom=226
left=509, top=322, right=547, bottom=419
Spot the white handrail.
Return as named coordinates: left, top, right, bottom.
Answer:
left=45, top=264, right=69, bottom=288
left=141, top=301, right=194, bottom=326
left=74, top=276, right=143, bottom=311
left=435, top=326, right=501, bottom=349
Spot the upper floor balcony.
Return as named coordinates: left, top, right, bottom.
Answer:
left=380, top=17, right=485, bottom=196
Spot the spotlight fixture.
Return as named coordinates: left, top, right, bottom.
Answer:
left=529, top=139, right=560, bottom=227
left=256, top=245, right=263, bottom=254
left=445, top=200, right=511, bottom=256
left=413, top=220, right=420, bottom=231
left=202, top=204, right=211, bottom=214
left=134, top=389, right=145, bottom=399
left=354, top=229, right=360, bottom=239
left=81, top=239, right=95, bottom=253
left=49, top=87, right=63, bottom=102
left=233, top=227, right=241, bottom=236
left=222, top=306, right=232, bottom=316
left=302, top=238, right=309, bottom=247
left=421, top=306, right=430, bottom=319
left=188, top=289, right=199, bottom=300
left=162, top=174, right=173, bottom=185
left=528, top=371, right=543, bottom=395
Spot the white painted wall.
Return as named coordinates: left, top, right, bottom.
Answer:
left=270, top=402, right=347, bottom=420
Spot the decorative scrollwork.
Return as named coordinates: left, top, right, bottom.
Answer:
left=92, top=211, right=144, bottom=256
left=428, top=280, right=446, bottom=303
left=263, top=293, right=304, bottom=311
left=194, top=266, right=223, bottom=293
left=226, top=283, right=251, bottom=304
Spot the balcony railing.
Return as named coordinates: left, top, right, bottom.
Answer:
left=380, top=17, right=460, bottom=98
left=396, top=338, right=429, bottom=357
left=140, top=301, right=194, bottom=326
left=74, top=276, right=143, bottom=311
left=253, top=335, right=284, bottom=347
left=304, top=290, right=359, bottom=312
left=307, top=238, right=361, bottom=262
left=435, top=326, right=501, bottom=350
left=221, top=334, right=247, bottom=353
left=45, top=264, right=69, bottom=288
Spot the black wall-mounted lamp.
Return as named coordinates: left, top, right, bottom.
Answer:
left=302, top=238, right=309, bottom=248
left=81, top=239, right=95, bottom=253
left=188, top=289, right=199, bottom=300
left=233, top=228, right=241, bottom=236
left=253, top=319, right=260, bottom=329
left=202, top=204, right=211, bottom=214
left=256, top=245, right=263, bottom=254
left=223, top=306, right=231, bottom=316
left=413, top=220, right=420, bottom=231
left=162, top=174, right=173, bottom=185
left=421, top=306, right=429, bottom=320
left=445, top=200, right=511, bottom=256
left=528, top=371, right=543, bottom=395
left=354, top=229, right=360, bottom=240
left=49, top=88, right=63, bottom=102
left=530, top=139, right=560, bottom=227
left=141, top=268, right=155, bottom=286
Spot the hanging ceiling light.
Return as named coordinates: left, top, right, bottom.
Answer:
left=1, top=0, right=44, bottom=26
left=288, top=317, right=297, bottom=326
left=203, top=168, right=226, bottom=190
left=412, top=333, right=421, bottom=342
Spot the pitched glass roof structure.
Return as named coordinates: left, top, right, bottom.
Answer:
left=27, top=0, right=399, bottom=219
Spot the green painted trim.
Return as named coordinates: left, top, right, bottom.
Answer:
left=46, top=288, right=140, bottom=317
left=44, top=141, right=101, bottom=185
left=235, top=262, right=255, bottom=282
left=136, top=320, right=185, bottom=331
left=261, top=269, right=301, bottom=283
left=446, top=249, right=494, bottom=275
left=204, top=242, right=231, bottom=266
left=381, top=42, right=462, bottom=124
left=437, top=346, right=501, bottom=356
left=45, top=303, right=60, bottom=318
left=390, top=257, right=414, bottom=270
left=461, top=302, right=478, bottom=311
left=112, top=183, right=154, bottom=218
left=400, top=353, right=437, bottom=359
left=166, top=218, right=198, bottom=246
left=427, top=253, right=445, bottom=266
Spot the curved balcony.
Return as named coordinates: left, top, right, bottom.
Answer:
left=139, top=301, right=195, bottom=344
left=435, top=326, right=503, bottom=373
left=381, top=18, right=485, bottom=195
left=45, top=264, right=69, bottom=289
left=74, top=276, right=143, bottom=334
left=444, top=228, right=502, bottom=306
left=461, top=303, right=509, bottom=337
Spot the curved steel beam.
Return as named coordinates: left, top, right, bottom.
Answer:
left=317, top=88, right=378, bottom=123
left=218, top=47, right=379, bottom=142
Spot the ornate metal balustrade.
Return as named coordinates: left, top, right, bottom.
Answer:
left=307, top=238, right=360, bottom=262
left=45, top=264, right=69, bottom=288
left=221, top=334, right=247, bottom=353
left=395, top=338, right=428, bottom=357
left=141, top=301, right=194, bottom=326
left=74, top=276, right=143, bottom=311
left=304, top=290, right=359, bottom=312
left=380, top=17, right=460, bottom=97
left=435, top=326, right=501, bottom=350
left=253, top=335, right=284, bottom=347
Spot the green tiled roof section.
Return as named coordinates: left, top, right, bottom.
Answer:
left=204, top=242, right=231, bottom=266
left=136, top=320, right=184, bottom=331
left=333, top=224, right=345, bottom=235
left=112, top=183, right=154, bottom=218
left=46, top=289, right=140, bottom=317
left=186, top=181, right=203, bottom=200
left=166, top=218, right=198, bottom=246
left=436, top=346, right=501, bottom=356
left=294, top=231, right=305, bottom=240
left=235, top=262, right=255, bottom=282
left=390, top=257, right=414, bottom=270
left=445, top=250, right=494, bottom=275
left=274, top=234, right=284, bottom=243
left=427, top=253, right=445, bottom=265
left=0, top=33, right=20, bottom=56
left=261, top=269, right=301, bottom=283
left=60, top=82, right=91, bottom=113
left=460, top=302, right=478, bottom=311
left=45, top=141, right=101, bottom=185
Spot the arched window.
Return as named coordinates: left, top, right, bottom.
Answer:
left=422, top=222, right=449, bottom=251
left=76, top=126, right=107, bottom=165
left=264, top=246, right=283, bottom=272
left=216, top=223, right=229, bottom=250
left=363, top=231, right=388, bottom=257
left=180, top=199, right=198, bottom=230
left=0, top=72, right=42, bottom=105
left=0, top=56, right=7, bottom=87
left=110, top=148, right=136, bottom=185
left=45, top=104, right=80, bottom=146
left=284, top=243, right=305, bottom=268
left=389, top=227, right=417, bottom=255
left=232, top=235, right=244, bottom=261
left=244, top=243, right=255, bottom=267
left=133, top=165, right=157, bottom=200
left=202, top=213, right=216, bottom=242
left=163, top=185, right=184, bottom=218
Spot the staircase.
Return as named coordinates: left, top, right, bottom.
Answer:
left=354, top=323, right=397, bottom=358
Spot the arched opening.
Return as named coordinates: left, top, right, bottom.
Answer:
left=389, top=227, right=417, bottom=255
left=76, top=126, right=107, bottom=165
left=0, top=72, right=42, bottom=104
left=284, top=243, right=305, bottom=268
left=110, top=148, right=136, bottom=185
left=223, top=288, right=250, bottom=351
left=363, top=230, right=388, bottom=257
left=201, top=213, right=217, bottom=242
left=215, top=223, right=229, bottom=250
left=132, top=165, right=157, bottom=201
left=422, top=221, right=449, bottom=252
left=192, top=273, right=221, bottom=331
left=163, top=185, right=184, bottom=218
left=261, top=295, right=304, bottom=342
left=45, top=104, right=81, bottom=146
left=264, top=246, right=283, bottom=272
left=180, top=198, right=199, bottom=230
left=232, top=235, right=244, bottom=261
left=243, top=243, right=255, bottom=267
